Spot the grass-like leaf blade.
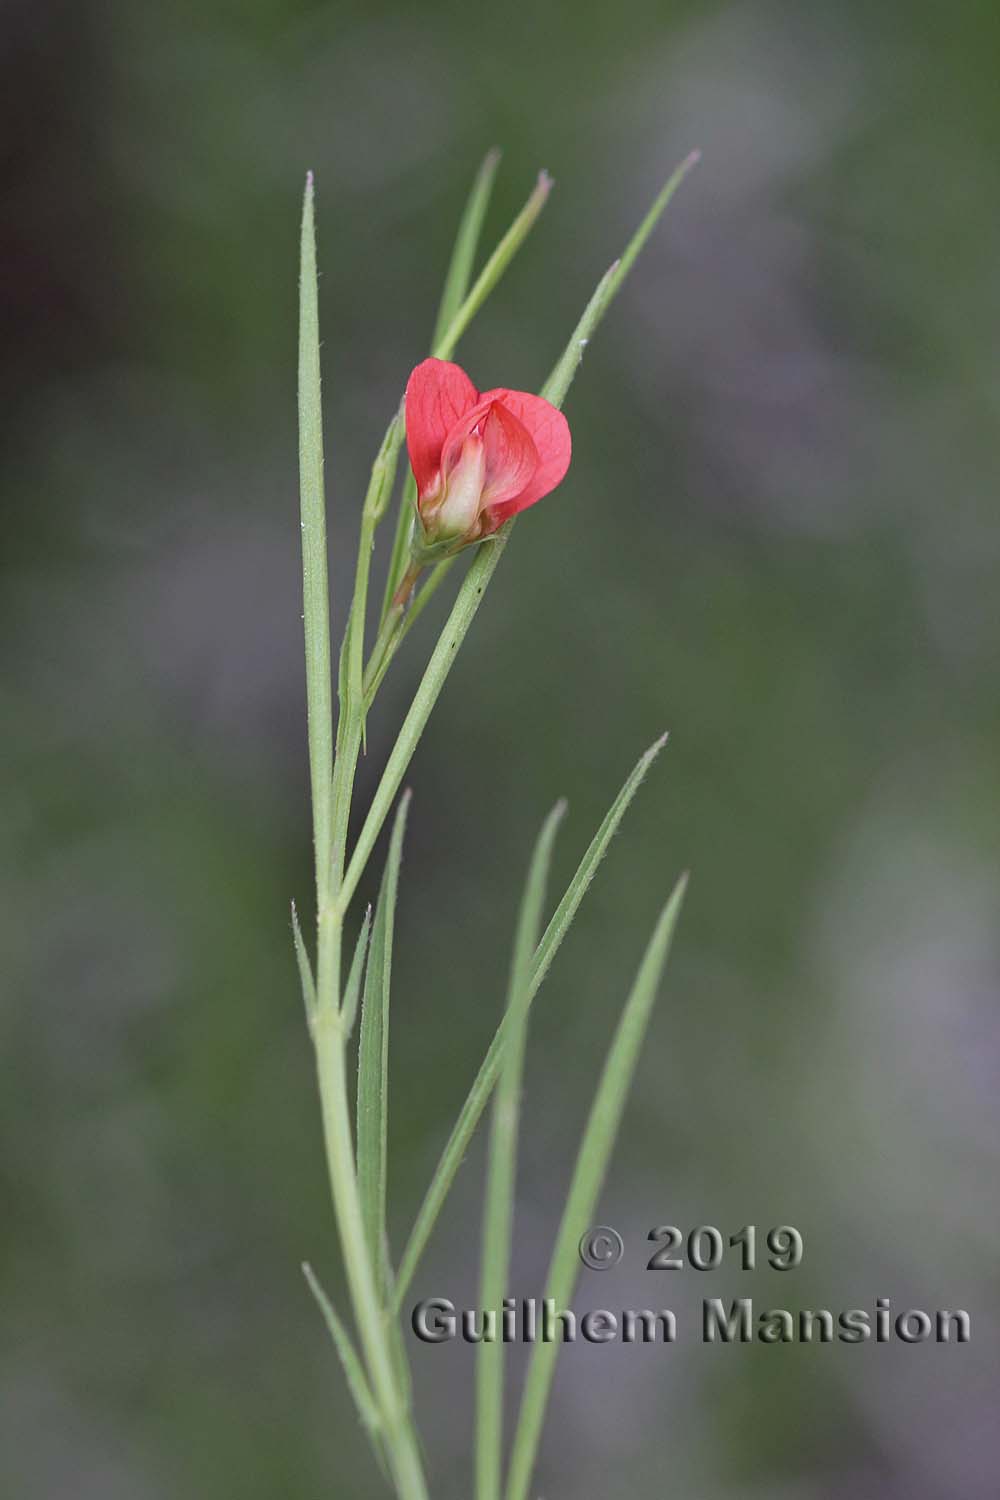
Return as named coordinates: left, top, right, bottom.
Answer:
left=342, top=904, right=372, bottom=1039
left=302, top=1261, right=383, bottom=1455
left=432, top=147, right=503, bottom=356
left=357, top=792, right=411, bottom=1302
left=433, top=170, right=551, bottom=363
left=392, top=733, right=669, bottom=1311
left=298, top=173, right=334, bottom=914
left=476, top=801, right=565, bottom=1500
left=530, top=731, right=668, bottom=995
left=542, top=150, right=700, bottom=408
left=504, top=874, right=688, bottom=1500
left=291, top=899, right=317, bottom=1030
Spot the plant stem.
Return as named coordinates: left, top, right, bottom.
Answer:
left=364, top=612, right=404, bottom=703
left=314, top=1013, right=429, bottom=1500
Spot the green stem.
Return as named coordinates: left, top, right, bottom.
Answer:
left=314, top=1012, right=429, bottom=1500
left=366, top=557, right=459, bottom=709
left=379, top=472, right=417, bottom=632
left=364, top=612, right=404, bottom=705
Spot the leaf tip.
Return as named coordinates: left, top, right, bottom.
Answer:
left=643, top=729, right=670, bottom=763
left=301, top=173, right=316, bottom=235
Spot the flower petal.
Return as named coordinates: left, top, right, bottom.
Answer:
left=404, top=358, right=479, bottom=499
left=480, top=402, right=539, bottom=509
left=439, top=397, right=539, bottom=516
left=478, top=388, right=571, bottom=520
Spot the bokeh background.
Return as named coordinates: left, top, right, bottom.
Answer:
left=3, top=1, right=999, bottom=1496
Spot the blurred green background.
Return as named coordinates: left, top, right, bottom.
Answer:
left=3, top=1, right=998, bottom=1496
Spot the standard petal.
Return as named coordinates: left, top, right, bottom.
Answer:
left=478, top=387, right=571, bottom=519
left=404, top=358, right=479, bottom=498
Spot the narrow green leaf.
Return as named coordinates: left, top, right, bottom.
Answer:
left=614, top=150, right=701, bottom=290
left=357, top=791, right=411, bottom=1303
left=433, top=147, right=503, bottom=353
left=476, top=802, right=565, bottom=1500
left=302, top=1261, right=382, bottom=1447
left=539, top=260, right=618, bottom=409
left=531, top=731, right=668, bottom=994
left=505, top=875, right=688, bottom=1500
left=391, top=734, right=669, bottom=1311
left=379, top=148, right=504, bottom=629
left=542, top=150, right=700, bottom=410
left=361, top=407, right=407, bottom=527
left=291, top=899, right=317, bottom=1030
left=342, top=904, right=373, bottom=1039
left=433, top=170, right=552, bottom=362
left=298, top=172, right=334, bottom=913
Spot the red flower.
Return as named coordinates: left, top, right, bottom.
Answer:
left=404, top=358, right=571, bottom=555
